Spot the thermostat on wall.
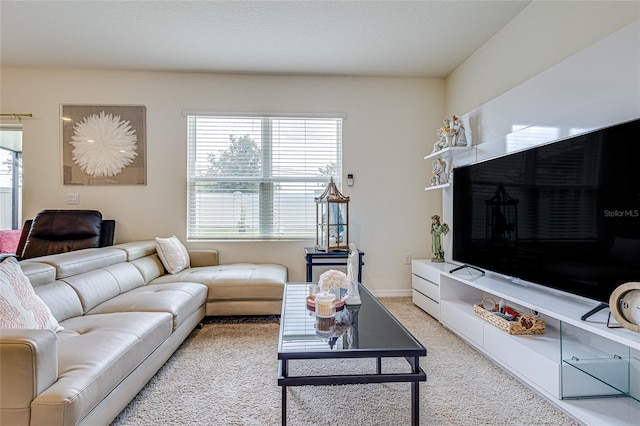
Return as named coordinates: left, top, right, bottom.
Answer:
left=347, top=174, right=354, bottom=186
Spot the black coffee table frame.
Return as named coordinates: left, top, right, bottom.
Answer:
left=277, top=282, right=426, bottom=425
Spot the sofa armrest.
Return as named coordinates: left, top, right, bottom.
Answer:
left=0, top=329, right=58, bottom=424
left=188, top=249, right=219, bottom=267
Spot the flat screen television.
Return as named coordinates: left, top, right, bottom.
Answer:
left=452, top=118, right=640, bottom=306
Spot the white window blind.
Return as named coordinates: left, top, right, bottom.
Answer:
left=186, top=114, right=343, bottom=240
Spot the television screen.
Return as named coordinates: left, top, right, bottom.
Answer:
left=452, top=118, right=640, bottom=303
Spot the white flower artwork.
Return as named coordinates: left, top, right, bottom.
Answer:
left=70, top=111, right=138, bottom=177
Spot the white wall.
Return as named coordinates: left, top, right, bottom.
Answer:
left=0, top=70, right=443, bottom=294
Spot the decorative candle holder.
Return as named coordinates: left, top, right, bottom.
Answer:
left=315, top=292, right=336, bottom=317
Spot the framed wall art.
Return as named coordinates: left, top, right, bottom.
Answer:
left=61, top=104, right=146, bottom=185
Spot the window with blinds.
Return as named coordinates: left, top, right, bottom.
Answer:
left=186, top=114, right=343, bottom=240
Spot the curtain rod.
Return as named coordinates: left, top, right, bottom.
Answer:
left=0, top=113, right=33, bottom=122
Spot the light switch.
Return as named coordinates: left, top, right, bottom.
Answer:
left=67, top=192, right=79, bottom=205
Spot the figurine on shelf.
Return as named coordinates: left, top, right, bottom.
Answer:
left=441, top=118, right=455, bottom=146
left=432, top=158, right=448, bottom=185
left=432, top=127, right=449, bottom=153
left=430, top=214, right=450, bottom=263
left=450, top=115, right=468, bottom=147
left=442, top=118, right=451, bottom=133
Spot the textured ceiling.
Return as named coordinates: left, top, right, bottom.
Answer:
left=0, top=1, right=531, bottom=78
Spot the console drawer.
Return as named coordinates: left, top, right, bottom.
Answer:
left=411, top=260, right=441, bottom=284
left=413, top=289, right=439, bottom=320
left=412, top=274, right=439, bottom=302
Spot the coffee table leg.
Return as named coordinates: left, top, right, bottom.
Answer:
left=411, top=380, right=419, bottom=426
left=376, top=357, right=382, bottom=374
left=281, top=360, right=288, bottom=425
left=411, top=356, right=420, bottom=426
left=281, top=385, right=287, bottom=426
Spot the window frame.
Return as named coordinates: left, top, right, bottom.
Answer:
left=185, top=112, right=345, bottom=241
left=0, top=124, right=23, bottom=230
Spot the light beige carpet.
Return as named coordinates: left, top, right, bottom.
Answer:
left=111, top=298, right=578, bottom=425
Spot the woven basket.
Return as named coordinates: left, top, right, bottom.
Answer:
left=474, top=301, right=545, bottom=335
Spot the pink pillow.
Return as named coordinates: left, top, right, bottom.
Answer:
left=0, top=257, right=62, bottom=331
left=0, top=229, right=21, bottom=254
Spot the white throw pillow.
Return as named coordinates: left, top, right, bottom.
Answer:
left=0, top=257, right=62, bottom=332
left=155, top=235, right=190, bottom=274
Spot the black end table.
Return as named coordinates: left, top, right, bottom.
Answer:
left=304, top=247, right=364, bottom=282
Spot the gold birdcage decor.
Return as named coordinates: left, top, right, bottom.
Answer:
left=315, top=177, right=350, bottom=251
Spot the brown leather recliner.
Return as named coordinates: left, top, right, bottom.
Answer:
left=16, top=209, right=115, bottom=260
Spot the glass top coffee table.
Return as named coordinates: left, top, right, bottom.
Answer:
left=277, top=282, right=426, bottom=425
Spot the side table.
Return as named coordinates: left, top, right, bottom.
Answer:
left=304, top=247, right=364, bottom=282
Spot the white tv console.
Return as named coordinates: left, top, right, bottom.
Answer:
left=412, top=259, right=640, bottom=426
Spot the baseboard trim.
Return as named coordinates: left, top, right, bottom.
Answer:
left=371, top=289, right=412, bottom=298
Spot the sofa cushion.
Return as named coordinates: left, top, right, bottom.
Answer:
left=155, top=236, right=190, bottom=274
left=129, top=254, right=166, bottom=284
left=150, top=263, right=287, bottom=301
left=29, top=247, right=126, bottom=279
left=112, top=240, right=157, bottom=261
left=30, top=312, right=172, bottom=426
left=34, top=281, right=84, bottom=323
left=19, top=261, right=57, bottom=286
left=61, top=268, right=123, bottom=314
left=0, top=257, right=61, bottom=332
left=103, top=261, right=148, bottom=293
left=88, top=282, right=207, bottom=330
left=58, top=262, right=147, bottom=314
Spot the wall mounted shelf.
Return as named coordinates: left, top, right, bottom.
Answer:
left=423, top=145, right=471, bottom=161
left=424, top=183, right=450, bottom=191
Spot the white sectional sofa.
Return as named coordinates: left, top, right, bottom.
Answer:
left=0, top=240, right=287, bottom=426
